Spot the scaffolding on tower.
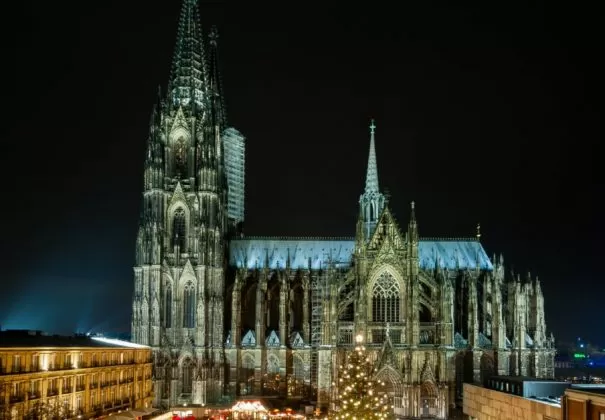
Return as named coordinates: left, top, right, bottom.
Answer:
left=309, top=266, right=326, bottom=400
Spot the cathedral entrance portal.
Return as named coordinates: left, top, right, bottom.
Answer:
left=419, top=381, right=437, bottom=418
left=375, top=367, right=403, bottom=417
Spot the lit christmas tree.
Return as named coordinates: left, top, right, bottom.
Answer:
left=330, top=335, right=393, bottom=419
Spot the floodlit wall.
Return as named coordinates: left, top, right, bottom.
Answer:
left=463, top=383, right=561, bottom=420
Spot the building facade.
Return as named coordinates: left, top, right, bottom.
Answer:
left=130, top=0, right=556, bottom=417
left=563, top=388, right=605, bottom=420
left=0, top=330, right=153, bottom=419
left=463, top=382, right=562, bottom=420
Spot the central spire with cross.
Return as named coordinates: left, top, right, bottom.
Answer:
left=359, top=118, right=385, bottom=240
left=364, top=119, right=379, bottom=194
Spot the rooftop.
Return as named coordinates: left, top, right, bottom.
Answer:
left=229, top=237, right=493, bottom=270
left=490, top=375, right=569, bottom=383
left=569, top=384, right=605, bottom=396
left=0, top=330, right=149, bottom=349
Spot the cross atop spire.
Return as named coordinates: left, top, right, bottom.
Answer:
left=168, top=0, right=208, bottom=109
left=370, top=119, right=376, bottom=134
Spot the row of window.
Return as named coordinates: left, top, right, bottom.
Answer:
left=151, top=271, right=408, bottom=330
left=4, top=388, right=150, bottom=417
left=0, top=351, right=141, bottom=374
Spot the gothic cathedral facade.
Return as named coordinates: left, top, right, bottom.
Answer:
left=130, top=1, right=556, bottom=418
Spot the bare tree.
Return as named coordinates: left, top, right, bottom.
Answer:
left=43, top=399, right=72, bottom=420
left=24, top=400, right=48, bottom=420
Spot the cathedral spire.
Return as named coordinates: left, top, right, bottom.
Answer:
left=207, top=26, right=227, bottom=129
left=168, top=0, right=207, bottom=109
left=408, top=201, right=418, bottom=243
left=359, top=119, right=385, bottom=241
left=364, top=119, right=379, bottom=194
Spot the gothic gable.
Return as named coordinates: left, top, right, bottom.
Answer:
left=181, top=334, right=195, bottom=358
left=241, top=330, right=256, bottom=347
left=179, top=259, right=197, bottom=286
left=420, top=353, right=436, bottom=383
left=265, top=330, right=280, bottom=348
left=290, top=331, right=305, bottom=348
left=367, top=207, right=405, bottom=252
left=370, top=234, right=404, bottom=274
left=375, top=333, right=398, bottom=371
left=171, top=106, right=190, bottom=133
left=169, top=181, right=187, bottom=209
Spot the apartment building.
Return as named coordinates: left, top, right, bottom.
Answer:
left=0, top=330, right=153, bottom=419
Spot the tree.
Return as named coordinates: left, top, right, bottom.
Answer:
left=330, top=335, right=393, bottom=419
left=24, top=400, right=48, bottom=420
left=0, top=381, right=10, bottom=420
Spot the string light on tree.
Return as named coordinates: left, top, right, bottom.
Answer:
left=329, top=334, right=394, bottom=419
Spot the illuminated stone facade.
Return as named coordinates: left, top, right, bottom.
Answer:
left=0, top=331, right=153, bottom=419
left=130, top=1, right=556, bottom=417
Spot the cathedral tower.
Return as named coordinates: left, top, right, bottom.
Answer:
left=131, top=0, right=244, bottom=407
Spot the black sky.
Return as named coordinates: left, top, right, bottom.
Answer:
left=1, top=1, right=602, bottom=345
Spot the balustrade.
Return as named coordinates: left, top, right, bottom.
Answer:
left=336, top=322, right=439, bottom=345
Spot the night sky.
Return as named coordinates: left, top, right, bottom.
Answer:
left=1, top=1, right=601, bottom=345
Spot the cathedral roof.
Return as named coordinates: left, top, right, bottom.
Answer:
left=229, top=237, right=493, bottom=270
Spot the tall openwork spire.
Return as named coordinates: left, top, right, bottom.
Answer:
left=207, top=25, right=227, bottom=128
left=168, top=0, right=208, bottom=109
left=359, top=119, right=385, bottom=240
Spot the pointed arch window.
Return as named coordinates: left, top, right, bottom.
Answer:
left=289, top=355, right=306, bottom=397
left=182, top=358, right=194, bottom=394
left=240, top=355, right=255, bottom=395
left=164, top=284, right=172, bottom=328
left=183, top=282, right=196, bottom=328
left=175, top=136, right=188, bottom=177
left=372, top=272, right=400, bottom=322
left=172, top=208, right=186, bottom=250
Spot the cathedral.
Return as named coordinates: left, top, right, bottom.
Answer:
left=130, top=0, right=556, bottom=418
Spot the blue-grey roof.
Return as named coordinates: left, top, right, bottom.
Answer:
left=229, top=238, right=355, bottom=270
left=419, top=239, right=493, bottom=270
left=229, top=238, right=493, bottom=270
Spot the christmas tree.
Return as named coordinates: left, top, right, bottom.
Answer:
left=330, top=335, right=393, bottom=419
